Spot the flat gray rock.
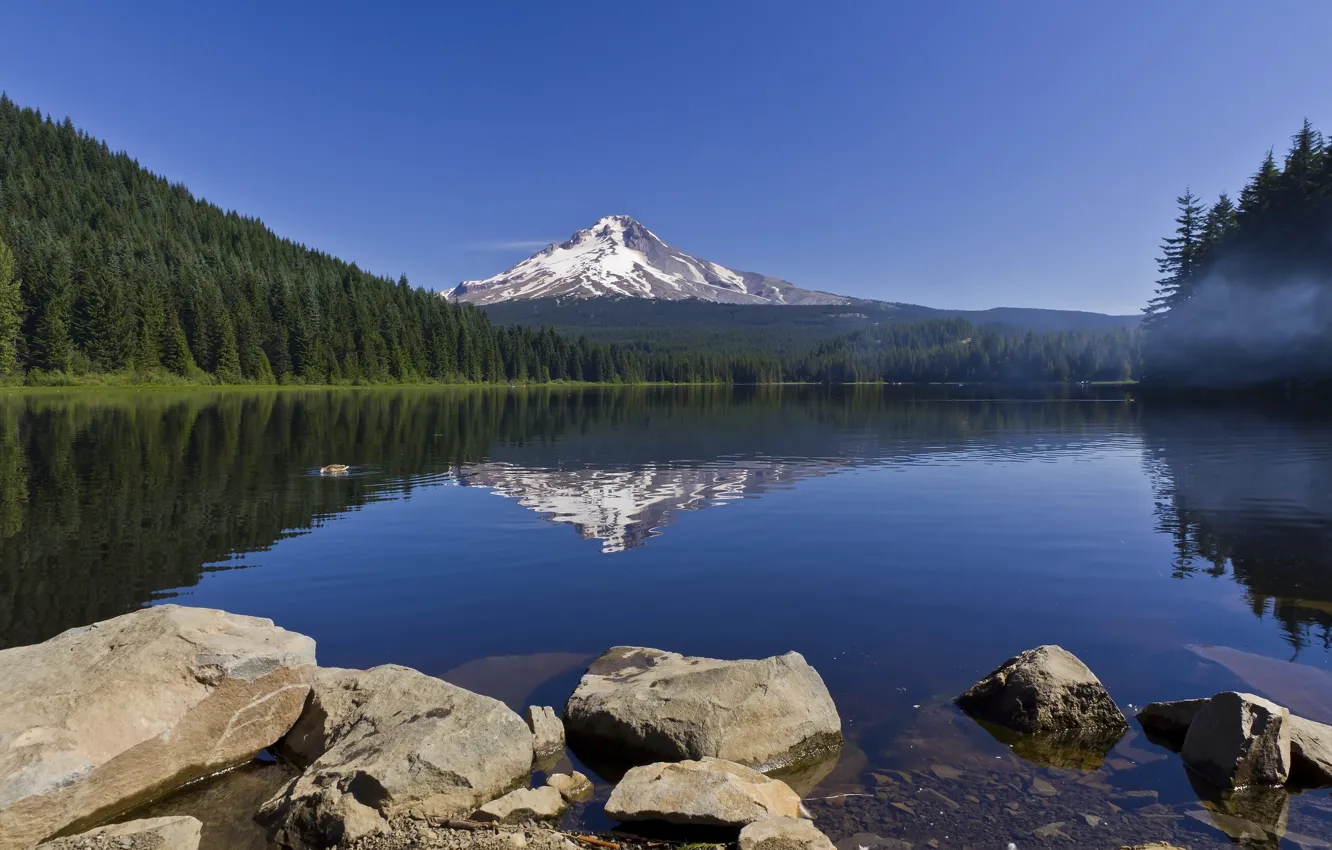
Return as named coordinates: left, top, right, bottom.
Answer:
left=260, top=664, right=534, bottom=849
left=473, top=786, right=567, bottom=823
left=1181, top=691, right=1291, bottom=787
left=0, top=606, right=315, bottom=849
left=604, top=758, right=805, bottom=827
left=954, top=645, right=1128, bottom=736
left=37, top=816, right=202, bottom=850
left=564, top=646, right=841, bottom=772
left=739, top=817, right=836, bottom=850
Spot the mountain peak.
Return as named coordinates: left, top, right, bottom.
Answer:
left=447, top=216, right=852, bottom=307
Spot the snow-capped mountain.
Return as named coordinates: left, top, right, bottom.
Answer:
left=446, top=215, right=853, bottom=306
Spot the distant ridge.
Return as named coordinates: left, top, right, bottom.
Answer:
left=481, top=297, right=1141, bottom=339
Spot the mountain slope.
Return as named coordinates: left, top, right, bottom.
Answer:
left=446, top=215, right=853, bottom=306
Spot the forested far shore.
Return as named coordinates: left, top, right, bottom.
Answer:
left=0, top=95, right=1137, bottom=387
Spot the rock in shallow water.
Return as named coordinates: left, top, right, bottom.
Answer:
left=564, top=646, right=842, bottom=773
left=544, top=772, right=594, bottom=802
left=260, top=664, right=533, bottom=849
left=604, top=758, right=806, bottom=827
left=954, top=644, right=1128, bottom=736
left=0, top=605, right=316, bottom=849
left=526, top=706, right=565, bottom=765
left=1181, top=691, right=1291, bottom=788
left=36, top=816, right=202, bottom=850
left=738, top=817, right=835, bottom=850
left=1136, top=699, right=1208, bottom=737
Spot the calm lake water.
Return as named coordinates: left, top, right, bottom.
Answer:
left=4, top=385, right=1332, bottom=848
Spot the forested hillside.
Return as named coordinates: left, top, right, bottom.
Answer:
left=1143, top=119, right=1332, bottom=387
left=0, top=96, right=1138, bottom=386
left=0, top=95, right=641, bottom=384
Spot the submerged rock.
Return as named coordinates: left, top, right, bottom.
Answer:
left=738, top=817, right=836, bottom=850
left=260, top=665, right=533, bottom=849
left=1289, top=715, right=1332, bottom=787
left=1181, top=691, right=1291, bottom=788
left=564, top=646, right=842, bottom=773
left=954, top=645, right=1128, bottom=737
left=474, top=787, right=567, bottom=823
left=0, top=605, right=316, bottom=849
left=604, top=758, right=806, bottom=827
left=526, top=706, right=565, bottom=765
left=36, top=816, right=202, bottom=850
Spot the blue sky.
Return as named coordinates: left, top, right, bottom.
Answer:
left=2, top=1, right=1328, bottom=314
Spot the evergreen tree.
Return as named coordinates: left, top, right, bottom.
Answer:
left=1144, top=189, right=1207, bottom=325
left=1238, top=150, right=1281, bottom=218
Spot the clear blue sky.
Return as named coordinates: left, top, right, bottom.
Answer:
left=2, top=1, right=1328, bottom=314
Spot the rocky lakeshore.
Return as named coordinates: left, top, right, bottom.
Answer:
left=2, top=607, right=1332, bottom=849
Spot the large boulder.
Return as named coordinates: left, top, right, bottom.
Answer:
left=1181, top=692, right=1290, bottom=787
left=564, top=647, right=841, bottom=773
left=259, top=665, right=533, bottom=848
left=954, top=645, right=1128, bottom=735
left=739, top=817, right=836, bottom=850
left=1289, top=715, right=1332, bottom=787
left=604, top=758, right=806, bottom=827
left=0, top=606, right=316, bottom=849
left=36, top=816, right=202, bottom=850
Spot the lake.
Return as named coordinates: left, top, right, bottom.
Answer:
left=4, top=385, right=1332, bottom=848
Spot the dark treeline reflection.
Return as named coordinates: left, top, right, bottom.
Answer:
left=1144, top=402, right=1332, bottom=653
left=0, top=385, right=1137, bottom=648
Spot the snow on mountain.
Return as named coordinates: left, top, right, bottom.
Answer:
left=446, top=215, right=853, bottom=306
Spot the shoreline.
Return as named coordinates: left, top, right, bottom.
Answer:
left=0, top=379, right=1139, bottom=394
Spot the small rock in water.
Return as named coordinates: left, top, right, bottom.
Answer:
left=1136, top=698, right=1208, bottom=736
left=955, top=645, right=1127, bottom=734
left=545, top=771, right=594, bottom=802
left=526, top=705, right=566, bottom=764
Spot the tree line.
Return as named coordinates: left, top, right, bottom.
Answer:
left=1143, top=119, right=1332, bottom=387
left=0, top=95, right=1138, bottom=386
left=0, top=95, right=648, bottom=385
